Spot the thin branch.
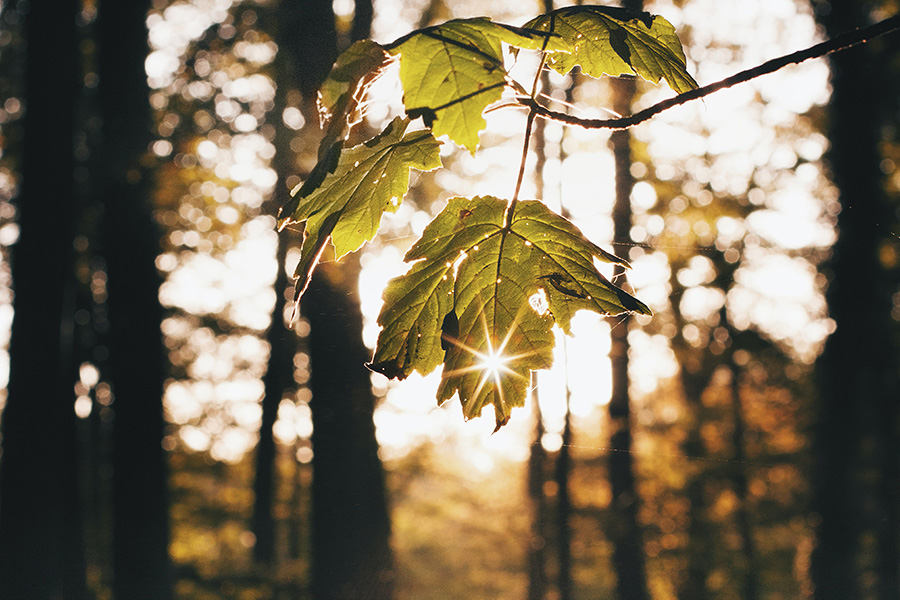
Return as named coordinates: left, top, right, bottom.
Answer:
left=520, top=13, right=900, bottom=130
left=511, top=110, right=537, bottom=205
left=510, top=28, right=554, bottom=211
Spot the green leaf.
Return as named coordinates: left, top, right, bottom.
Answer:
left=317, top=40, right=392, bottom=142
left=524, top=6, right=698, bottom=94
left=281, top=117, right=442, bottom=299
left=388, top=18, right=566, bottom=153
left=370, top=196, right=650, bottom=429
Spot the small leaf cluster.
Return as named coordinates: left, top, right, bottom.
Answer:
left=278, top=5, right=697, bottom=429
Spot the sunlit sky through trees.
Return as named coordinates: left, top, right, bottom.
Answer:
left=0, top=0, right=832, bottom=471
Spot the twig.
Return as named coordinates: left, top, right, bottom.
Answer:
left=520, top=13, right=900, bottom=130
left=509, top=23, right=555, bottom=212
left=511, top=110, right=537, bottom=205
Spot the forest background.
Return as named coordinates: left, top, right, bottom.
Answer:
left=0, top=0, right=898, bottom=599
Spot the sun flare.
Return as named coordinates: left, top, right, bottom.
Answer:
left=439, top=306, right=538, bottom=413
left=478, top=347, right=509, bottom=381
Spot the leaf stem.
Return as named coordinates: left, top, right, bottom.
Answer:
left=510, top=110, right=537, bottom=207
left=508, top=40, right=552, bottom=222
left=520, top=13, right=900, bottom=130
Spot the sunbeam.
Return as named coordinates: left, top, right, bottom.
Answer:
left=439, top=301, right=543, bottom=421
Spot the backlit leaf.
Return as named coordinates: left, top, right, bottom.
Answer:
left=524, top=6, right=698, bottom=94
left=280, top=117, right=442, bottom=299
left=317, top=39, right=392, bottom=143
left=388, top=18, right=567, bottom=153
left=370, top=195, right=650, bottom=429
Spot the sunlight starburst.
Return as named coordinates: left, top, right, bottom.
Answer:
left=439, top=303, right=542, bottom=421
left=479, top=346, right=509, bottom=382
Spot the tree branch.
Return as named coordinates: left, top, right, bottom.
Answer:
left=521, top=13, right=900, bottom=130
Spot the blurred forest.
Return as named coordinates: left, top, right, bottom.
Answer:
left=0, top=0, right=898, bottom=599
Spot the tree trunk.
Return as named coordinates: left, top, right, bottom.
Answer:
left=875, top=389, right=900, bottom=600
left=304, top=260, right=395, bottom=600
left=252, top=0, right=302, bottom=560
left=554, top=399, right=573, bottom=600
left=548, top=57, right=576, bottom=600
left=351, top=0, right=375, bottom=45
left=810, top=2, right=900, bottom=598
left=252, top=236, right=293, bottom=565
left=527, top=388, right=549, bottom=600
left=252, top=0, right=376, bottom=566
left=0, top=1, right=88, bottom=598
left=728, top=361, right=759, bottom=600
left=275, top=1, right=395, bottom=597
left=96, top=0, right=174, bottom=597
left=678, top=371, right=713, bottom=600
left=607, top=6, right=651, bottom=594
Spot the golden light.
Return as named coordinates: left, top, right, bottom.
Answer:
left=478, top=346, right=509, bottom=382
left=470, top=331, right=516, bottom=409
left=437, top=305, right=541, bottom=419
left=467, top=332, right=514, bottom=423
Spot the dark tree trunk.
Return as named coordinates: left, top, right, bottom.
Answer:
left=351, top=0, right=375, bottom=43
left=554, top=402, right=573, bottom=600
left=252, top=236, right=293, bottom=565
left=876, top=388, right=900, bottom=600
left=678, top=371, right=713, bottom=600
left=728, top=361, right=759, bottom=600
left=275, top=0, right=394, bottom=597
left=291, top=0, right=339, bottom=99
left=304, top=261, right=395, bottom=600
left=810, top=2, right=900, bottom=599
left=607, top=7, right=651, bottom=594
left=253, top=0, right=356, bottom=566
left=0, top=1, right=88, bottom=598
left=527, top=391, right=549, bottom=600
left=96, top=0, right=173, bottom=597
left=251, top=0, right=302, bottom=562
left=608, top=75, right=649, bottom=600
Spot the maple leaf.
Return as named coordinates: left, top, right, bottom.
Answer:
left=279, top=117, right=442, bottom=299
left=369, top=196, right=650, bottom=429
left=524, top=5, right=698, bottom=94
left=387, top=17, right=567, bottom=153
left=316, top=39, right=392, bottom=146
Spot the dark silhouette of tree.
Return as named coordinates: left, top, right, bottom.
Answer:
left=96, top=0, right=174, bottom=597
left=727, top=352, right=759, bottom=600
left=526, top=395, right=550, bottom=600
left=677, top=358, right=714, bottom=600
left=252, top=0, right=378, bottom=570
left=0, top=0, right=88, bottom=598
left=607, top=2, right=651, bottom=593
left=554, top=399, right=573, bottom=600
left=0, top=1, right=173, bottom=597
left=251, top=0, right=301, bottom=563
left=350, top=0, right=375, bottom=46
left=272, top=0, right=394, bottom=597
left=810, top=2, right=900, bottom=599
left=303, top=264, right=394, bottom=600
left=251, top=236, right=293, bottom=565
